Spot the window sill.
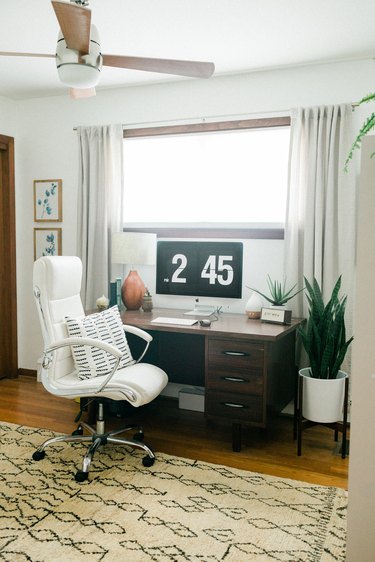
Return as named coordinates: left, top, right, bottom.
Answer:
left=123, top=226, right=284, bottom=240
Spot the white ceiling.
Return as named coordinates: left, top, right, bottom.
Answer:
left=1, top=0, right=375, bottom=100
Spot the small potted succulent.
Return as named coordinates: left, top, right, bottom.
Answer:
left=141, top=288, right=153, bottom=312
left=247, top=275, right=304, bottom=308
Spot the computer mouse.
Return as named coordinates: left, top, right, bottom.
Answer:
left=200, top=319, right=211, bottom=327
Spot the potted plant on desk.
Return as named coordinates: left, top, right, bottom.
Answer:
left=245, top=276, right=304, bottom=318
left=247, top=275, right=304, bottom=308
left=297, top=275, right=353, bottom=456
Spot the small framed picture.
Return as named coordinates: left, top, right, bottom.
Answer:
left=34, top=179, right=62, bottom=222
left=34, top=228, right=62, bottom=260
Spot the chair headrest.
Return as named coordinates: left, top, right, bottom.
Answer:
left=33, top=256, right=82, bottom=301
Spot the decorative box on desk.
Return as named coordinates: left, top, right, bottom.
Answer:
left=261, top=307, right=292, bottom=325
left=121, top=308, right=304, bottom=452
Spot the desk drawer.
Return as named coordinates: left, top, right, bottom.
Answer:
left=206, top=369, right=263, bottom=394
left=208, top=339, right=264, bottom=370
left=206, top=391, right=263, bottom=423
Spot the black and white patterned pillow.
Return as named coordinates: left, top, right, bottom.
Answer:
left=65, top=306, right=135, bottom=380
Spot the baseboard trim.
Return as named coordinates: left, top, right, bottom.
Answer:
left=18, top=368, right=37, bottom=378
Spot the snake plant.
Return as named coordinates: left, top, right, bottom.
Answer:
left=298, top=276, right=353, bottom=379
left=247, top=275, right=304, bottom=306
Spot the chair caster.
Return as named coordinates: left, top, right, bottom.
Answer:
left=32, top=450, right=46, bottom=461
left=142, top=456, right=155, bottom=467
left=75, top=471, right=89, bottom=482
left=133, top=431, right=144, bottom=441
left=72, top=426, right=83, bottom=436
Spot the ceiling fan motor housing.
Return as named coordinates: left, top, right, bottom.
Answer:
left=56, top=24, right=102, bottom=88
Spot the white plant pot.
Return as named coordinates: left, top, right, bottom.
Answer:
left=299, top=367, right=347, bottom=423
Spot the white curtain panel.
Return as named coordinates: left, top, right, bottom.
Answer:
left=77, top=124, right=124, bottom=309
left=284, top=105, right=356, bottom=354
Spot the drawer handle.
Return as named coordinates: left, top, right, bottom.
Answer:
left=222, top=402, right=247, bottom=409
left=222, top=376, right=247, bottom=383
left=222, top=350, right=250, bottom=357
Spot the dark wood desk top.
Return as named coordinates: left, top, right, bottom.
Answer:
left=121, top=308, right=303, bottom=342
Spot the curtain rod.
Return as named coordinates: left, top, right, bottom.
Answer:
left=73, top=102, right=360, bottom=131
left=73, top=103, right=362, bottom=130
left=73, top=109, right=292, bottom=131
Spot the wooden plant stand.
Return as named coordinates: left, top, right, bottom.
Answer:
left=296, top=373, right=349, bottom=459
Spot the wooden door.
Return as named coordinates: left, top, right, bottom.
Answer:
left=0, top=134, right=17, bottom=378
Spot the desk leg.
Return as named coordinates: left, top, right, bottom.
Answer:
left=232, top=423, right=242, bottom=452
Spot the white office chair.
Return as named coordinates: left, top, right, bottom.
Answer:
left=32, top=255, right=168, bottom=482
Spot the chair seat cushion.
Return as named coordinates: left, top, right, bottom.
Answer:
left=65, top=306, right=135, bottom=379
left=52, top=362, right=169, bottom=407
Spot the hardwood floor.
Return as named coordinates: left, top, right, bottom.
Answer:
left=0, top=376, right=348, bottom=489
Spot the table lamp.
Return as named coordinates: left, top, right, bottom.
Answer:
left=111, top=232, right=157, bottom=310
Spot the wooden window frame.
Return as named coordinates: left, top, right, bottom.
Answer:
left=123, top=116, right=290, bottom=239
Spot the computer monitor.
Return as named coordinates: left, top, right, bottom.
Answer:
left=156, top=241, right=243, bottom=299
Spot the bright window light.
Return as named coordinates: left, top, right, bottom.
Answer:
left=123, top=126, right=290, bottom=226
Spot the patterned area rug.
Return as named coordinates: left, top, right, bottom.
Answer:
left=0, top=422, right=346, bottom=561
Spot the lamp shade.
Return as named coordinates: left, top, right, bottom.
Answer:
left=111, top=232, right=157, bottom=310
left=111, top=232, right=156, bottom=266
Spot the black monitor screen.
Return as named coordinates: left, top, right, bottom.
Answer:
left=156, top=241, right=243, bottom=298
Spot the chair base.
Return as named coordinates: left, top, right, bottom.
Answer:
left=32, top=404, right=156, bottom=482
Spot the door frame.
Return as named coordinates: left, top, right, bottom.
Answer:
left=0, top=134, right=17, bottom=378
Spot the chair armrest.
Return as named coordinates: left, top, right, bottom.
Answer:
left=123, top=324, right=153, bottom=343
left=122, top=324, right=153, bottom=363
left=44, top=337, right=136, bottom=401
left=46, top=336, right=123, bottom=359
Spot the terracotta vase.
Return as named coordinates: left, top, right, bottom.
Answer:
left=122, top=270, right=146, bottom=310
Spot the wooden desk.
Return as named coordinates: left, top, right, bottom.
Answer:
left=121, top=308, right=302, bottom=451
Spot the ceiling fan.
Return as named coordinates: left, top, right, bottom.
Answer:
left=0, top=0, right=215, bottom=99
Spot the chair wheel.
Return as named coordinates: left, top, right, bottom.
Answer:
left=32, top=450, right=46, bottom=461
left=133, top=431, right=144, bottom=441
left=142, top=456, right=155, bottom=467
left=72, top=427, right=83, bottom=436
left=75, top=471, right=89, bottom=482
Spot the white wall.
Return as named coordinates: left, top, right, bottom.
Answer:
left=1, top=57, right=373, bottom=370
left=346, top=136, right=375, bottom=562
left=0, top=95, right=18, bottom=136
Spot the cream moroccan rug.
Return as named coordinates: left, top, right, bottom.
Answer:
left=0, top=422, right=346, bottom=562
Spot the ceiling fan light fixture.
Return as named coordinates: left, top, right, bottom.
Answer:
left=0, top=2, right=215, bottom=98
left=57, top=61, right=100, bottom=88
left=56, top=23, right=102, bottom=88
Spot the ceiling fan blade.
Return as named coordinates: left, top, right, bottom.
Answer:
left=0, top=52, right=55, bottom=59
left=70, top=87, right=96, bottom=99
left=102, top=54, right=215, bottom=78
left=51, top=1, right=91, bottom=54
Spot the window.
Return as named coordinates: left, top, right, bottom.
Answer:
left=123, top=117, right=290, bottom=238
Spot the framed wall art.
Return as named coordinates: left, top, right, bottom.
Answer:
left=34, top=228, right=62, bottom=260
left=34, top=179, right=62, bottom=222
